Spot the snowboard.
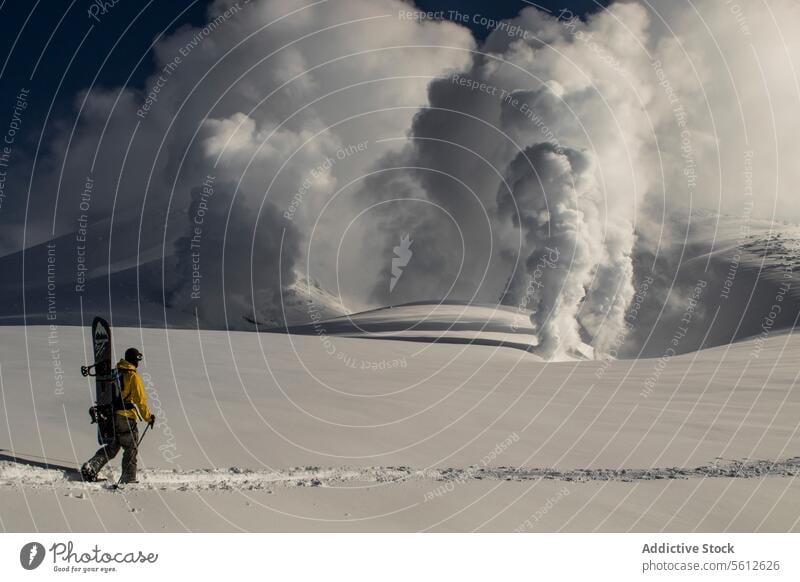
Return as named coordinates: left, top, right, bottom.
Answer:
left=80, top=316, right=117, bottom=445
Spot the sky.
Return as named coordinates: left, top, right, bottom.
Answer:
left=0, top=0, right=607, bottom=135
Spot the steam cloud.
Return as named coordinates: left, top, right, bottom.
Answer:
left=353, top=0, right=800, bottom=358
left=168, top=178, right=301, bottom=327
left=0, top=0, right=472, bottom=327
left=496, top=144, right=635, bottom=358
left=358, top=3, right=653, bottom=357
left=2, top=0, right=798, bottom=352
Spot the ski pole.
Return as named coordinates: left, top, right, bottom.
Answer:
left=137, top=422, right=151, bottom=447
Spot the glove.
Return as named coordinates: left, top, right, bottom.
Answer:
left=148, top=414, right=156, bottom=428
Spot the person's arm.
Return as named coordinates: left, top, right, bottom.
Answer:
left=129, top=373, right=152, bottom=422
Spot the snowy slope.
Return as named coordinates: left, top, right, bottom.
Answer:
left=0, top=320, right=798, bottom=531
left=0, top=212, right=347, bottom=329
left=269, top=271, right=350, bottom=327
left=281, top=301, right=594, bottom=361
left=623, top=213, right=800, bottom=357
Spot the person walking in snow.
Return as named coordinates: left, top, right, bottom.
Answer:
left=81, top=348, right=155, bottom=484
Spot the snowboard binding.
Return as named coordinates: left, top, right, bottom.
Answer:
left=80, top=361, right=112, bottom=378
left=88, top=404, right=115, bottom=442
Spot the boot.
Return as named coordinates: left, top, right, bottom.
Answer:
left=80, top=462, right=98, bottom=482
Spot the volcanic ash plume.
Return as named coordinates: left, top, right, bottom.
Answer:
left=498, top=143, right=635, bottom=359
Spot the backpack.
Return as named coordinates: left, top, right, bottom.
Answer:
left=111, top=367, right=137, bottom=411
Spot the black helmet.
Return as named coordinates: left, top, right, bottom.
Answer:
left=124, top=347, right=143, bottom=366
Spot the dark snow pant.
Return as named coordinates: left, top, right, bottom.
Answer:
left=86, top=415, right=139, bottom=482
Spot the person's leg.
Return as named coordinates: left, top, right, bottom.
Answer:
left=83, top=438, right=121, bottom=478
left=118, top=417, right=139, bottom=483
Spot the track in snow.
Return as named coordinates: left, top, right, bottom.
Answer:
left=1, top=456, right=798, bottom=492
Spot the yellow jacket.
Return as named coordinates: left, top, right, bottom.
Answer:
left=115, top=359, right=152, bottom=422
